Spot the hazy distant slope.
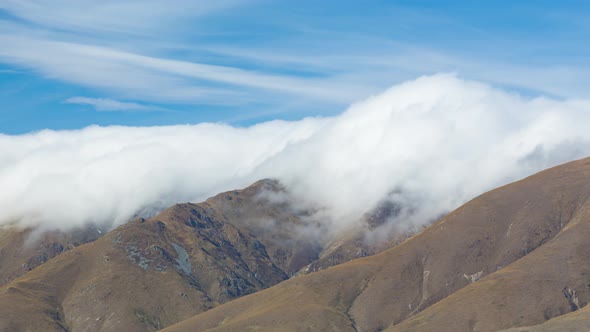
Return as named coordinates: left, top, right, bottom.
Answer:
left=0, top=225, right=104, bottom=286
left=163, top=157, right=590, bottom=332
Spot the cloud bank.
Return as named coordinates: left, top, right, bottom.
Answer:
left=2, top=74, right=590, bottom=232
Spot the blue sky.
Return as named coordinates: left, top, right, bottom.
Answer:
left=0, top=0, right=589, bottom=134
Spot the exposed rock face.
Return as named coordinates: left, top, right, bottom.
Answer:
left=204, top=179, right=324, bottom=276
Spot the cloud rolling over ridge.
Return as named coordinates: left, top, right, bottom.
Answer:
left=1, top=74, right=589, bottom=232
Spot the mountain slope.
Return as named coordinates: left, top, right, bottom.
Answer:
left=0, top=178, right=417, bottom=331
left=0, top=183, right=306, bottom=331
left=205, top=179, right=411, bottom=276
left=501, top=304, right=590, bottom=332
left=388, top=202, right=590, bottom=331
left=163, top=157, right=590, bottom=332
left=0, top=224, right=105, bottom=286
left=203, top=179, right=323, bottom=275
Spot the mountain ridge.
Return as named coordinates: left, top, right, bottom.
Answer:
left=163, top=157, right=590, bottom=332
left=2, top=158, right=590, bottom=331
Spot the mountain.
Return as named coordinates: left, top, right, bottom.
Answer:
left=501, top=305, right=590, bottom=331
left=202, top=179, right=323, bottom=276
left=0, top=179, right=402, bottom=331
left=163, top=157, right=590, bottom=332
left=204, top=179, right=412, bottom=276
left=0, top=180, right=307, bottom=331
left=4, top=158, right=590, bottom=331
left=300, top=200, right=423, bottom=275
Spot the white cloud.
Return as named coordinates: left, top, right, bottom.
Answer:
left=0, top=33, right=376, bottom=105
left=0, top=0, right=588, bottom=119
left=1, top=75, right=590, bottom=233
left=65, top=97, right=159, bottom=112
left=0, top=33, right=253, bottom=104
left=206, top=44, right=590, bottom=99
left=0, top=0, right=243, bottom=34
left=1, top=3, right=589, bottom=111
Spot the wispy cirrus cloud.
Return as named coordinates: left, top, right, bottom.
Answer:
left=0, top=0, right=245, bottom=34
left=0, top=33, right=379, bottom=104
left=204, top=44, right=590, bottom=99
left=65, top=97, right=160, bottom=112
left=0, top=1, right=589, bottom=133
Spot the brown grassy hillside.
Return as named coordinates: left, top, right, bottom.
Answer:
left=0, top=181, right=314, bottom=331
left=1, top=178, right=400, bottom=331
left=0, top=225, right=105, bottom=286
left=163, top=157, right=590, bottom=332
